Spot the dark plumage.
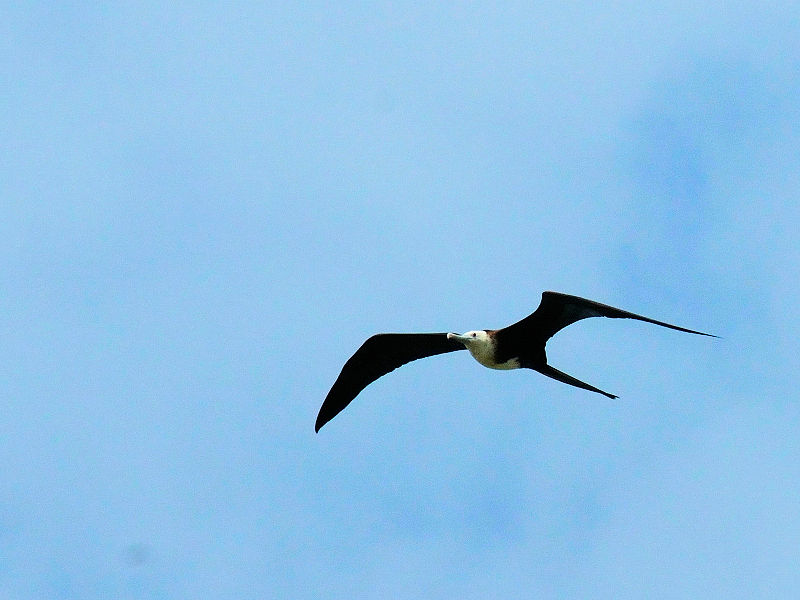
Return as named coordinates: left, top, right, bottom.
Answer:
left=315, top=291, right=716, bottom=432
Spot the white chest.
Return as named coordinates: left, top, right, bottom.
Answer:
left=467, top=341, right=521, bottom=370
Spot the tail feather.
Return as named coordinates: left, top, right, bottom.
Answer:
left=532, top=363, right=618, bottom=399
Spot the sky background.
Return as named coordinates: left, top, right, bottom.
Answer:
left=2, top=2, right=799, bottom=598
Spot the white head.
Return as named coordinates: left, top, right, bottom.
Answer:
left=447, top=330, right=490, bottom=345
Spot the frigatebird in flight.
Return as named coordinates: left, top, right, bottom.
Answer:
left=315, top=291, right=715, bottom=431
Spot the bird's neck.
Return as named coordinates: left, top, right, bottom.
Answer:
left=468, top=331, right=521, bottom=370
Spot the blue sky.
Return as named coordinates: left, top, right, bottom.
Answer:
left=2, top=2, right=799, bottom=598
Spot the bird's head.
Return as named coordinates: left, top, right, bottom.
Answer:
left=447, top=330, right=490, bottom=346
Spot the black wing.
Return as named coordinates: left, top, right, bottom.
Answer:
left=316, top=333, right=465, bottom=432
left=502, top=291, right=717, bottom=343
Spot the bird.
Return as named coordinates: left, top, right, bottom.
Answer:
left=315, top=291, right=716, bottom=431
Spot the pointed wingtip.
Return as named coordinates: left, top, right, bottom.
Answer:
left=677, top=328, right=719, bottom=338
left=314, top=414, right=328, bottom=433
left=690, top=328, right=720, bottom=338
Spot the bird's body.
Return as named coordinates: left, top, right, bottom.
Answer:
left=315, top=291, right=716, bottom=432
left=455, top=330, right=521, bottom=370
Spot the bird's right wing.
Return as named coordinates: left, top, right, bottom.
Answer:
left=315, top=333, right=465, bottom=432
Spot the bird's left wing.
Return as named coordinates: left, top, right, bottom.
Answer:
left=502, top=291, right=716, bottom=343
left=316, top=333, right=465, bottom=432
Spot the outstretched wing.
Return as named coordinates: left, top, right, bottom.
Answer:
left=502, top=291, right=717, bottom=343
left=316, top=333, right=465, bottom=432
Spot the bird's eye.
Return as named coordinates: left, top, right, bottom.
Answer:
left=471, top=332, right=477, bottom=337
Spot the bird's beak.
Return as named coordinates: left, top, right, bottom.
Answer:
left=447, top=332, right=467, bottom=343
